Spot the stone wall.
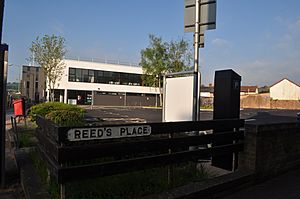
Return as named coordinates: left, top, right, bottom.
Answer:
left=270, top=100, right=300, bottom=110
left=240, top=95, right=300, bottom=110
left=239, top=122, right=300, bottom=180
left=240, top=95, right=270, bottom=109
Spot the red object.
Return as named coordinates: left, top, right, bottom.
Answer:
left=13, top=99, right=25, bottom=116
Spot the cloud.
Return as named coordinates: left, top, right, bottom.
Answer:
left=233, top=58, right=300, bottom=86
left=288, top=18, right=300, bottom=33
left=276, top=17, right=300, bottom=54
left=211, top=38, right=231, bottom=48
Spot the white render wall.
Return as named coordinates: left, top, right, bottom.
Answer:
left=270, top=79, right=300, bottom=100
left=55, top=59, right=160, bottom=95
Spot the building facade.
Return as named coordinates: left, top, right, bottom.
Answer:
left=240, top=86, right=258, bottom=95
left=270, top=78, right=300, bottom=100
left=20, top=65, right=46, bottom=102
left=52, top=59, right=160, bottom=106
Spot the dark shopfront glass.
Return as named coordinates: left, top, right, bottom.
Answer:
left=67, top=90, right=92, bottom=105
left=68, top=67, right=142, bottom=86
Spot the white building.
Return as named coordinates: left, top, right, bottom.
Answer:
left=270, top=78, right=300, bottom=100
left=240, top=86, right=258, bottom=96
left=53, top=59, right=160, bottom=106
left=20, top=65, right=46, bottom=102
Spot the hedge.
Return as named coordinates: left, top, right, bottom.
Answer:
left=28, top=102, right=85, bottom=125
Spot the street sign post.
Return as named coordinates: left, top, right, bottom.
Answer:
left=184, top=0, right=216, bottom=122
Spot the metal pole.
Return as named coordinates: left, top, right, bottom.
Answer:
left=193, top=0, right=200, bottom=121
left=124, top=92, right=126, bottom=106
left=162, top=75, right=166, bottom=122
left=32, top=73, right=35, bottom=102
left=0, top=0, right=3, bottom=43
left=91, top=90, right=94, bottom=109
left=0, top=44, right=8, bottom=188
left=0, top=0, right=5, bottom=188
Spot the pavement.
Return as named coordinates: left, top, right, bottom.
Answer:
left=0, top=108, right=24, bottom=199
left=222, top=168, right=300, bottom=199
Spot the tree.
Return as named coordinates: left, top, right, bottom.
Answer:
left=167, top=38, right=192, bottom=73
left=140, top=35, right=168, bottom=106
left=140, top=34, right=192, bottom=106
left=29, top=34, right=66, bottom=101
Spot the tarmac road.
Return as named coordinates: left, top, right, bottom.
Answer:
left=85, top=107, right=300, bottom=124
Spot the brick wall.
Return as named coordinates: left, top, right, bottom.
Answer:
left=239, top=122, right=300, bottom=180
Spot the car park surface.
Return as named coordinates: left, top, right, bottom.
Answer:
left=84, top=106, right=300, bottom=124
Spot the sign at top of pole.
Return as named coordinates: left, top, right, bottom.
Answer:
left=184, top=0, right=217, bottom=33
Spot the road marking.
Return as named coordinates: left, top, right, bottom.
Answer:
left=245, top=119, right=256, bottom=122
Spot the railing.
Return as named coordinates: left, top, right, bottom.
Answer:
left=36, top=116, right=244, bottom=198
left=66, top=57, right=139, bottom=67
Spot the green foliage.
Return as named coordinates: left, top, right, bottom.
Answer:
left=140, top=34, right=192, bottom=87
left=45, top=110, right=84, bottom=126
left=29, top=102, right=84, bottom=122
left=140, top=35, right=168, bottom=87
left=66, top=162, right=209, bottom=199
left=167, top=38, right=193, bottom=72
left=6, top=82, right=19, bottom=92
left=29, top=150, right=60, bottom=199
left=201, top=104, right=213, bottom=110
left=19, top=132, right=36, bottom=148
left=29, top=34, right=66, bottom=101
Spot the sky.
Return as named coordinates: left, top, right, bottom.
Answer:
left=2, top=0, right=300, bottom=86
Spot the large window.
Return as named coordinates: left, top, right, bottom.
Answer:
left=68, top=67, right=142, bottom=86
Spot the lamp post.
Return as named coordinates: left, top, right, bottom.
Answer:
left=30, top=73, right=35, bottom=103
left=8, top=64, right=21, bottom=93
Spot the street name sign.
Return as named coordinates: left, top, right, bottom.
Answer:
left=184, top=0, right=217, bottom=33
left=67, top=125, right=151, bottom=141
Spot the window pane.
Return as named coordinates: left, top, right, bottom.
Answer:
left=76, top=69, right=82, bottom=82
left=69, top=75, right=76, bottom=82
left=69, top=68, right=76, bottom=75
left=120, top=73, right=129, bottom=85
left=88, top=70, right=95, bottom=83
left=104, top=71, right=113, bottom=84
left=82, top=69, right=88, bottom=82
left=96, top=71, right=104, bottom=83
left=112, top=72, right=120, bottom=84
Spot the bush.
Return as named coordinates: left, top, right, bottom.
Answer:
left=45, top=110, right=84, bottom=126
left=28, top=102, right=84, bottom=122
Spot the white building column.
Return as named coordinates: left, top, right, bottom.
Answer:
left=64, top=89, right=67, bottom=104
